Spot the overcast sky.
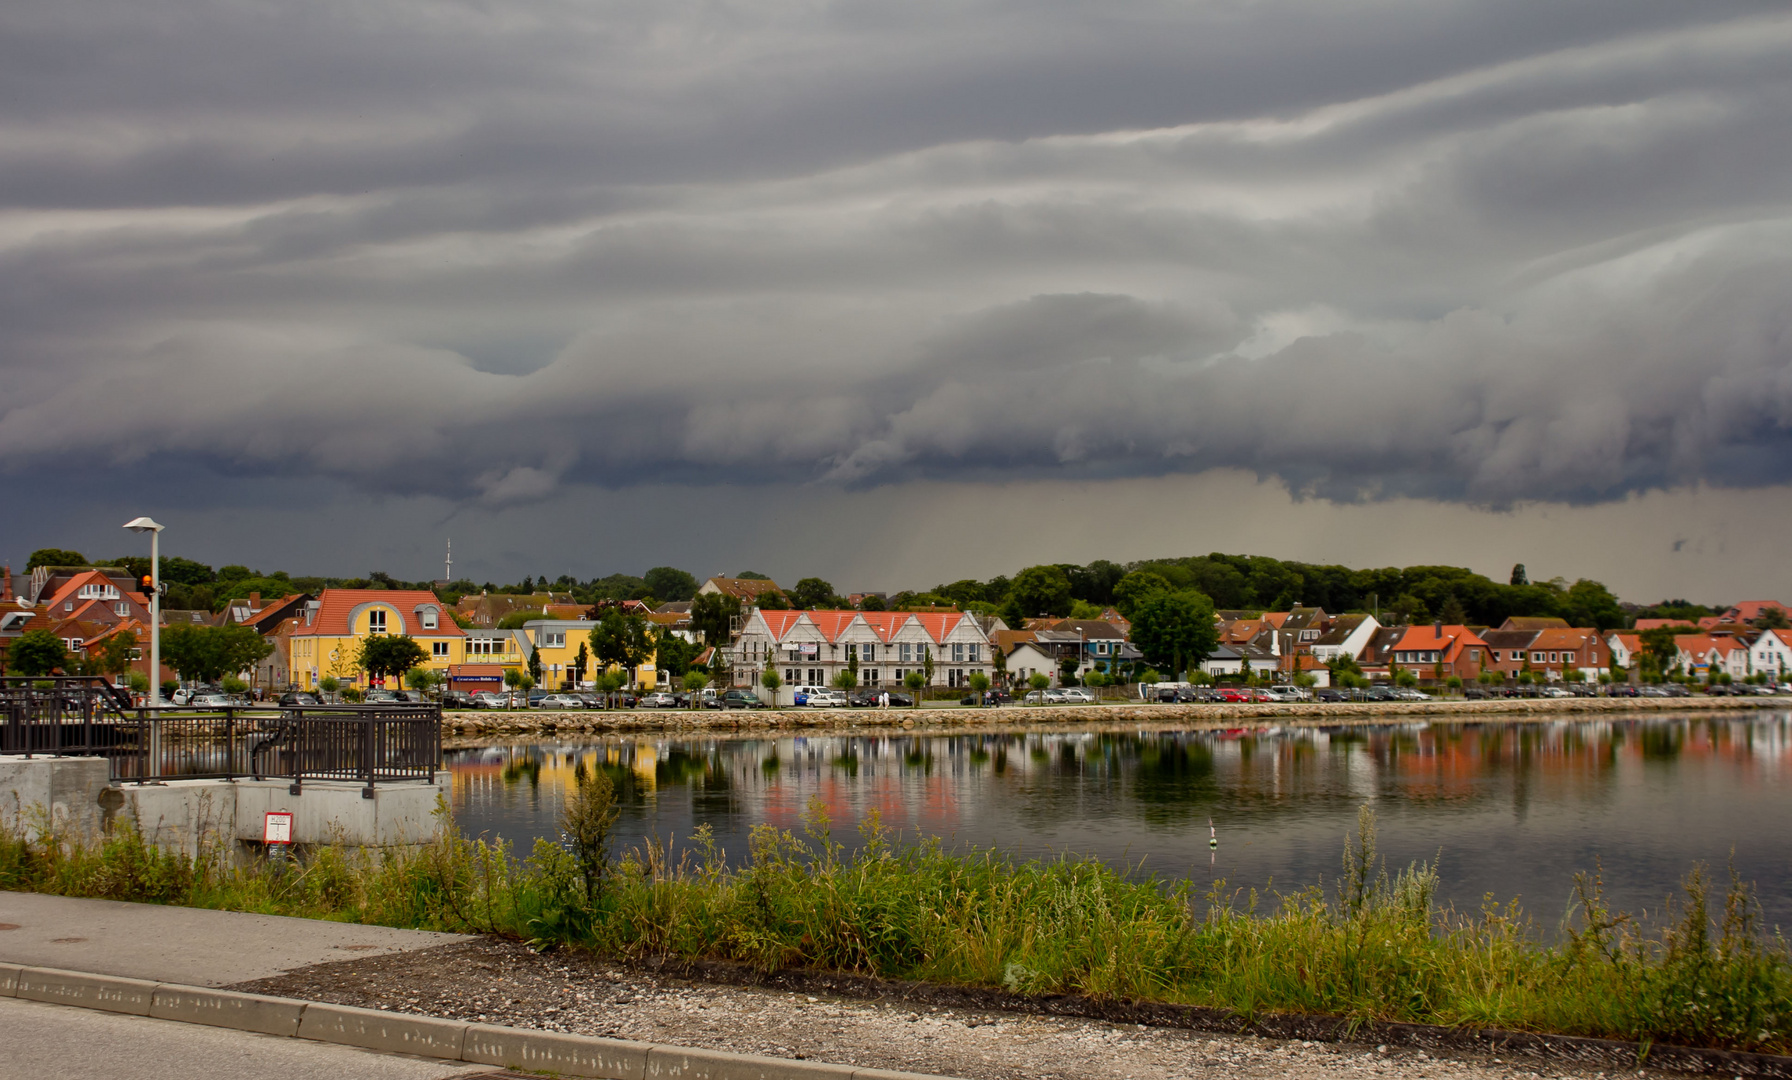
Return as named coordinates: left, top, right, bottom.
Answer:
left=4, top=0, right=1790, bottom=602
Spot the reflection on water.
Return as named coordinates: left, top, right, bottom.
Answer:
left=446, top=713, right=1792, bottom=926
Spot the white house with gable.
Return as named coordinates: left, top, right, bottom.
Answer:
left=730, top=609, right=995, bottom=703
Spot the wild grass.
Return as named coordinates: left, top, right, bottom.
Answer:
left=1, top=797, right=1786, bottom=1056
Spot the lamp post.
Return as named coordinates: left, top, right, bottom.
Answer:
left=122, top=516, right=164, bottom=708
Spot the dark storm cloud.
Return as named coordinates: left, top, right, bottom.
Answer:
left=3, top=0, right=1791, bottom=511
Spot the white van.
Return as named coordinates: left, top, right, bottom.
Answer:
left=792, top=685, right=832, bottom=706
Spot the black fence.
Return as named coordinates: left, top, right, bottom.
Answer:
left=1, top=676, right=439, bottom=797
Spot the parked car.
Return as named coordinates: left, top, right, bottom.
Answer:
left=1362, top=686, right=1398, bottom=702
left=1022, top=689, right=1067, bottom=704
left=1060, top=687, right=1097, bottom=704
left=575, top=692, right=605, bottom=709
left=1314, top=688, right=1347, bottom=702
left=638, top=692, right=678, bottom=708
left=1261, top=686, right=1308, bottom=703
left=439, top=690, right=475, bottom=709
left=278, top=691, right=321, bottom=707
left=806, top=690, right=848, bottom=707
left=882, top=692, right=915, bottom=707
left=537, top=693, right=585, bottom=709
left=714, top=689, right=766, bottom=709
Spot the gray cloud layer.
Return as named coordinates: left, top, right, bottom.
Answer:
left=3, top=0, right=1791, bottom=512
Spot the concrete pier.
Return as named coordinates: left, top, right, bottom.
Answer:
left=0, top=755, right=445, bottom=859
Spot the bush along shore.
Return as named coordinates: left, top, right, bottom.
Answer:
left=441, top=693, right=1787, bottom=737
left=2, top=786, right=1788, bottom=1060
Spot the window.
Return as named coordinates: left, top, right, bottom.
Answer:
left=863, top=669, right=879, bottom=685
left=1532, top=651, right=1545, bottom=663
left=953, top=643, right=965, bottom=663
left=1301, top=629, right=1319, bottom=641
left=129, top=647, right=142, bottom=660
left=65, top=638, right=83, bottom=651
left=900, top=642, right=913, bottom=663
left=421, top=610, right=438, bottom=630
left=862, top=643, right=876, bottom=663
left=968, top=643, right=980, bottom=662
left=785, top=668, right=798, bottom=684
left=368, top=609, right=387, bottom=633
left=543, top=632, right=565, bottom=649
left=432, top=641, right=450, bottom=658
left=115, top=602, right=130, bottom=616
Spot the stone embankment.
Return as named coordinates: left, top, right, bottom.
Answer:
left=441, top=693, right=1785, bottom=739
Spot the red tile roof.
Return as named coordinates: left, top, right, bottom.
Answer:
left=294, top=590, right=463, bottom=637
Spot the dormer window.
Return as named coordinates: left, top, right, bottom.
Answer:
left=421, top=610, right=438, bottom=630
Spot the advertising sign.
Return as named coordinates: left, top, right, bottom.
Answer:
left=800, top=642, right=819, bottom=660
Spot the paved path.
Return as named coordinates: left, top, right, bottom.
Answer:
left=0, top=996, right=491, bottom=1080
left=0, top=891, right=470, bottom=986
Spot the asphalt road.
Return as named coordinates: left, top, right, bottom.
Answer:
left=0, top=997, right=493, bottom=1080
left=0, top=891, right=470, bottom=985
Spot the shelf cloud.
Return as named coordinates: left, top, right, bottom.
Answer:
left=4, top=0, right=1791, bottom=525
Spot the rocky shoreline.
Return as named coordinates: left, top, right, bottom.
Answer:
left=440, top=693, right=1785, bottom=740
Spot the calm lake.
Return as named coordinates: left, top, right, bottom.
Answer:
left=444, top=712, right=1792, bottom=928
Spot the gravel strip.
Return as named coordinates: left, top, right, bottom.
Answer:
left=227, top=938, right=1633, bottom=1080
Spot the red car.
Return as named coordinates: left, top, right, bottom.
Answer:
left=1214, top=687, right=1248, bottom=703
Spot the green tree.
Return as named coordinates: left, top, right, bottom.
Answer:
left=497, top=609, right=549, bottom=629
left=161, top=624, right=274, bottom=685
left=921, top=645, right=934, bottom=690
left=904, top=670, right=926, bottom=703
left=405, top=667, right=438, bottom=697
left=527, top=645, right=544, bottom=686
left=157, top=557, right=216, bottom=587
left=644, top=567, right=699, bottom=603
left=967, top=670, right=990, bottom=705
left=573, top=642, right=590, bottom=688
left=790, top=577, right=836, bottom=610
left=832, top=668, right=858, bottom=692
left=1001, top=565, right=1073, bottom=625
left=1129, top=590, right=1219, bottom=679
left=689, top=592, right=740, bottom=646
left=653, top=631, right=697, bottom=684
left=1028, top=672, right=1050, bottom=696
left=760, top=662, right=783, bottom=705
left=358, top=635, right=429, bottom=689
left=99, top=630, right=139, bottom=682
left=1754, top=606, right=1791, bottom=630
left=589, top=608, right=651, bottom=689
left=1510, top=563, right=1528, bottom=587
left=737, top=570, right=772, bottom=580
left=1438, top=594, right=1469, bottom=626
left=1395, top=667, right=1419, bottom=689
left=25, top=548, right=87, bottom=571
left=503, top=668, right=523, bottom=707
left=681, top=669, right=709, bottom=708
left=1110, top=571, right=1173, bottom=621
left=1639, top=626, right=1681, bottom=680
left=10, top=629, right=69, bottom=675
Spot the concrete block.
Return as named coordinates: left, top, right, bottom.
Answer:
left=0, top=961, right=20, bottom=997
left=16, top=966, right=157, bottom=1015
left=297, top=1001, right=466, bottom=1058
left=118, top=780, right=237, bottom=858
left=0, top=756, right=113, bottom=839
left=851, top=1070, right=960, bottom=1080
left=150, top=983, right=306, bottom=1037
left=234, top=780, right=443, bottom=847
left=464, top=1023, right=651, bottom=1079
left=645, top=1045, right=856, bottom=1080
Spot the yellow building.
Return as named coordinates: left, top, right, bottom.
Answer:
left=287, top=589, right=465, bottom=691
left=524, top=619, right=663, bottom=690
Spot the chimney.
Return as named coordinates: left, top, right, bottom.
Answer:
left=1435, top=620, right=1444, bottom=636
left=249, top=591, right=261, bottom=609
left=1, top=565, right=11, bottom=602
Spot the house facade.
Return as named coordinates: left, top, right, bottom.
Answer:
left=287, top=589, right=465, bottom=691
left=729, top=608, right=994, bottom=702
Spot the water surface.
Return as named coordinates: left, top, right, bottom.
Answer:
left=445, top=713, right=1792, bottom=928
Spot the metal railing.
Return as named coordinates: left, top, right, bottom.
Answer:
left=1, top=677, right=439, bottom=798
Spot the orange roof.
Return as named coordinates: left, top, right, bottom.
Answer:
left=1724, top=600, right=1789, bottom=622
left=41, top=569, right=149, bottom=613
left=1262, top=612, right=1290, bottom=629
left=751, top=609, right=968, bottom=645
left=1529, top=627, right=1603, bottom=650
left=1392, top=624, right=1489, bottom=664
left=294, top=589, right=464, bottom=637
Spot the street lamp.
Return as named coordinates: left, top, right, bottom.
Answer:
left=122, top=516, right=164, bottom=707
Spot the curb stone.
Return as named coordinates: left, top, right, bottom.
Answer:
left=4, top=964, right=968, bottom=1080
left=16, top=965, right=157, bottom=1015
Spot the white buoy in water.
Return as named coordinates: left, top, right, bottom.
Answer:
left=1208, top=817, right=1218, bottom=849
